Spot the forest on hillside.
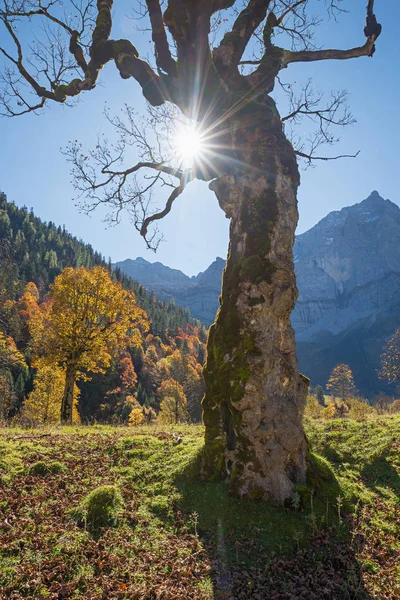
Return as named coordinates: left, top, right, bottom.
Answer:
left=0, top=192, right=208, bottom=424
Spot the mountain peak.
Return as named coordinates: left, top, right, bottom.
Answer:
left=358, top=191, right=400, bottom=216
left=367, top=190, right=382, bottom=199
left=362, top=190, right=386, bottom=205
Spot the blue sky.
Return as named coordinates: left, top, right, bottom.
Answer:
left=0, top=1, right=398, bottom=276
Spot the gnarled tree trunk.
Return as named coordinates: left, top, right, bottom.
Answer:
left=202, top=100, right=309, bottom=504
left=61, top=363, right=76, bottom=425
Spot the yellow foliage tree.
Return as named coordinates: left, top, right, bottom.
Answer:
left=29, top=266, right=148, bottom=424
left=129, top=408, right=145, bottom=426
left=379, top=328, right=400, bottom=385
left=23, top=364, right=80, bottom=424
left=326, top=364, right=356, bottom=401
left=0, top=331, right=25, bottom=372
left=158, top=379, right=188, bottom=424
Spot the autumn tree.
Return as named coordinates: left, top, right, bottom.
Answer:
left=129, top=398, right=145, bottom=426
left=100, top=353, right=139, bottom=422
left=0, top=1, right=382, bottom=502
left=158, top=348, right=204, bottom=421
left=379, top=328, right=400, bottom=388
left=29, top=266, right=148, bottom=424
left=326, top=364, right=356, bottom=401
left=0, top=330, right=26, bottom=419
left=22, top=364, right=80, bottom=424
left=5, top=281, right=40, bottom=347
left=158, top=379, right=188, bottom=424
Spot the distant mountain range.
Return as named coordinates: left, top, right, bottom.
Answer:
left=115, top=191, right=400, bottom=397
left=114, top=256, right=225, bottom=325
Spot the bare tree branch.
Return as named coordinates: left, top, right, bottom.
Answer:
left=213, top=0, right=272, bottom=74
left=145, top=0, right=177, bottom=75
left=295, top=149, right=360, bottom=164
left=282, top=39, right=376, bottom=66
left=282, top=81, right=356, bottom=164
left=0, top=0, right=170, bottom=115
left=283, top=0, right=381, bottom=65
left=63, top=102, right=202, bottom=250
left=276, top=0, right=307, bottom=26
left=140, top=170, right=193, bottom=243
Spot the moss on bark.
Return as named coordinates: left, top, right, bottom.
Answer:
left=202, top=97, right=306, bottom=503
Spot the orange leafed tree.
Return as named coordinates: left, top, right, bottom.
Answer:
left=326, top=364, right=356, bottom=401
left=0, top=330, right=25, bottom=372
left=29, top=266, right=148, bottom=424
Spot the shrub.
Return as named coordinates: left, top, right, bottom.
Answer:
left=322, top=404, right=337, bottom=420
left=322, top=400, right=350, bottom=419
left=304, top=396, right=324, bottom=418
left=347, top=398, right=375, bottom=421
left=73, top=485, right=124, bottom=531
left=28, top=461, right=67, bottom=476
left=390, top=399, right=400, bottom=413
left=129, top=407, right=144, bottom=426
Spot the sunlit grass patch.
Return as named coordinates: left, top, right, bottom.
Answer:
left=0, top=417, right=399, bottom=598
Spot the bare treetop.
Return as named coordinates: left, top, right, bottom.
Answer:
left=0, top=0, right=382, bottom=247
left=0, top=1, right=381, bottom=116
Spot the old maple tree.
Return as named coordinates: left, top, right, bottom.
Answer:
left=29, top=266, right=148, bottom=423
left=0, top=0, right=381, bottom=502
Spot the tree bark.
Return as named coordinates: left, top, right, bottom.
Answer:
left=61, top=363, right=76, bottom=425
left=202, top=98, right=309, bottom=504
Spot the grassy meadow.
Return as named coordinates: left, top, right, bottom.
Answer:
left=0, top=416, right=399, bottom=599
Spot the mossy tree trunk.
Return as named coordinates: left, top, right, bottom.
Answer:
left=202, top=99, right=309, bottom=504
left=61, top=363, right=76, bottom=425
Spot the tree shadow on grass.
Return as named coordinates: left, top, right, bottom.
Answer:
left=172, top=452, right=374, bottom=600
left=361, top=456, right=400, bottom=498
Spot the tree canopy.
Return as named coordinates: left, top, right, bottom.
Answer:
left=0, top=193, right=209, bottom=425
left=326, top=363, right=356, bottom=401
left=29, top=265, right=148, bottom=422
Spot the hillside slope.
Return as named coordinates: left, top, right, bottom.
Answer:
left=0, top=191, right=207, bottom=422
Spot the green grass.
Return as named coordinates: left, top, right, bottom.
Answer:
left=0, top=417, right=399, bottom=599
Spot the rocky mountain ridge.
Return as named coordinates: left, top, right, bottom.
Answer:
left=114, top=256, right=225, bottom=324
left=115, top=191, right=400, bottom=396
